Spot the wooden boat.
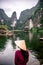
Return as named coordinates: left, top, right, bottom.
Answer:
left=39, top=37, right=43, bottom=41
left=6, top=31, right=13, bottom=37
left=0, top=30, right=13, bottom=37
left=0, top=27, right=13, bottom=37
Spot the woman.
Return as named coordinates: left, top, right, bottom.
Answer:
left=14, top=40, right=29, bottom=65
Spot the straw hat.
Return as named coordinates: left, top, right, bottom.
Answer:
left=14, top=40, right=26, bottom=51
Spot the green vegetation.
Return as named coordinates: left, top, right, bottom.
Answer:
left=0, top=25, right=9, bottom=31
left=0, top=36, right=7, bottom=50
left=30, top=27, right=38, bottom=33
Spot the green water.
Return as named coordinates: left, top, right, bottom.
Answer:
left=0, top=31, right=43, bottom=64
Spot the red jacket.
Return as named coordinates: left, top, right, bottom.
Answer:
left=15, top=50, right=29, bottom=65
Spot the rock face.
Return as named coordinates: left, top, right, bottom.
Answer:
left=39, top=0, right=43, bottom=9
left=0, top=0, right=42, bottom=30
left=0, top=9, right=17, bottom=28
left=0, top=9, right=9, bottom=20
left=16, top=1, right=39, bottom=29
left=19, top=1, right=39, bottom=23
left=33, top=7, right=43, bottom=28
left=0, top=9, right=10, bottom=26
left=10, top=12, right=17, bottom=22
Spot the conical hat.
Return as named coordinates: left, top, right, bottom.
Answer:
left=14, top=40, right=26, bottom=51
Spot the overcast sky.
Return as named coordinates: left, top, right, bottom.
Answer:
left=0, top=0, right=39, bottom=19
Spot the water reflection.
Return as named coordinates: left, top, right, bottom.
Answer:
left=28, top=32, right=43, bottom=65
left=12, top=32, right=43, bottom=65
left=0, top=36, right=7, bottom=50
left=0, top=39, right=14, bottom=65
left=29, top=32, right=33, bottom=42
left=0, top=39, right=40, bottom=65
left=0, top=31, right=43, bottom=65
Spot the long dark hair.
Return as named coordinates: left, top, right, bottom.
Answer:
left=21, top=49, right=29, bottom=61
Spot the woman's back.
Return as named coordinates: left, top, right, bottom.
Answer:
left=15, top=50, right=29, bottom=65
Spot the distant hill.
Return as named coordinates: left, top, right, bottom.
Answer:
left=19, top=1, right=39, bottom=23
left=0, top=9, right=10, bottom=21
left=15, top=1, right=39, bottom=29
left=0, top=0, right=40, bottom=30
left=10, top=11, right=17, bottom=24
left=40, top=0, right=43, bottom=8
left=0, top=9, right=10, bottom=26
left=0, top=9, right=17, bottom=29
left=40, top=0, right=43, bottom=2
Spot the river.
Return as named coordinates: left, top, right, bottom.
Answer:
left=0, top=31, right=43, bottom=65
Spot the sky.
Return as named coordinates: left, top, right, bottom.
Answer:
left=0, top=0, right=39, bottom=19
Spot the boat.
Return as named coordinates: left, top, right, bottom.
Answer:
left=6, top=31, right=13, bottom=37
left=39, top=37, right=43, bottom=41
left=0, top=28, right=13, bottom=37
